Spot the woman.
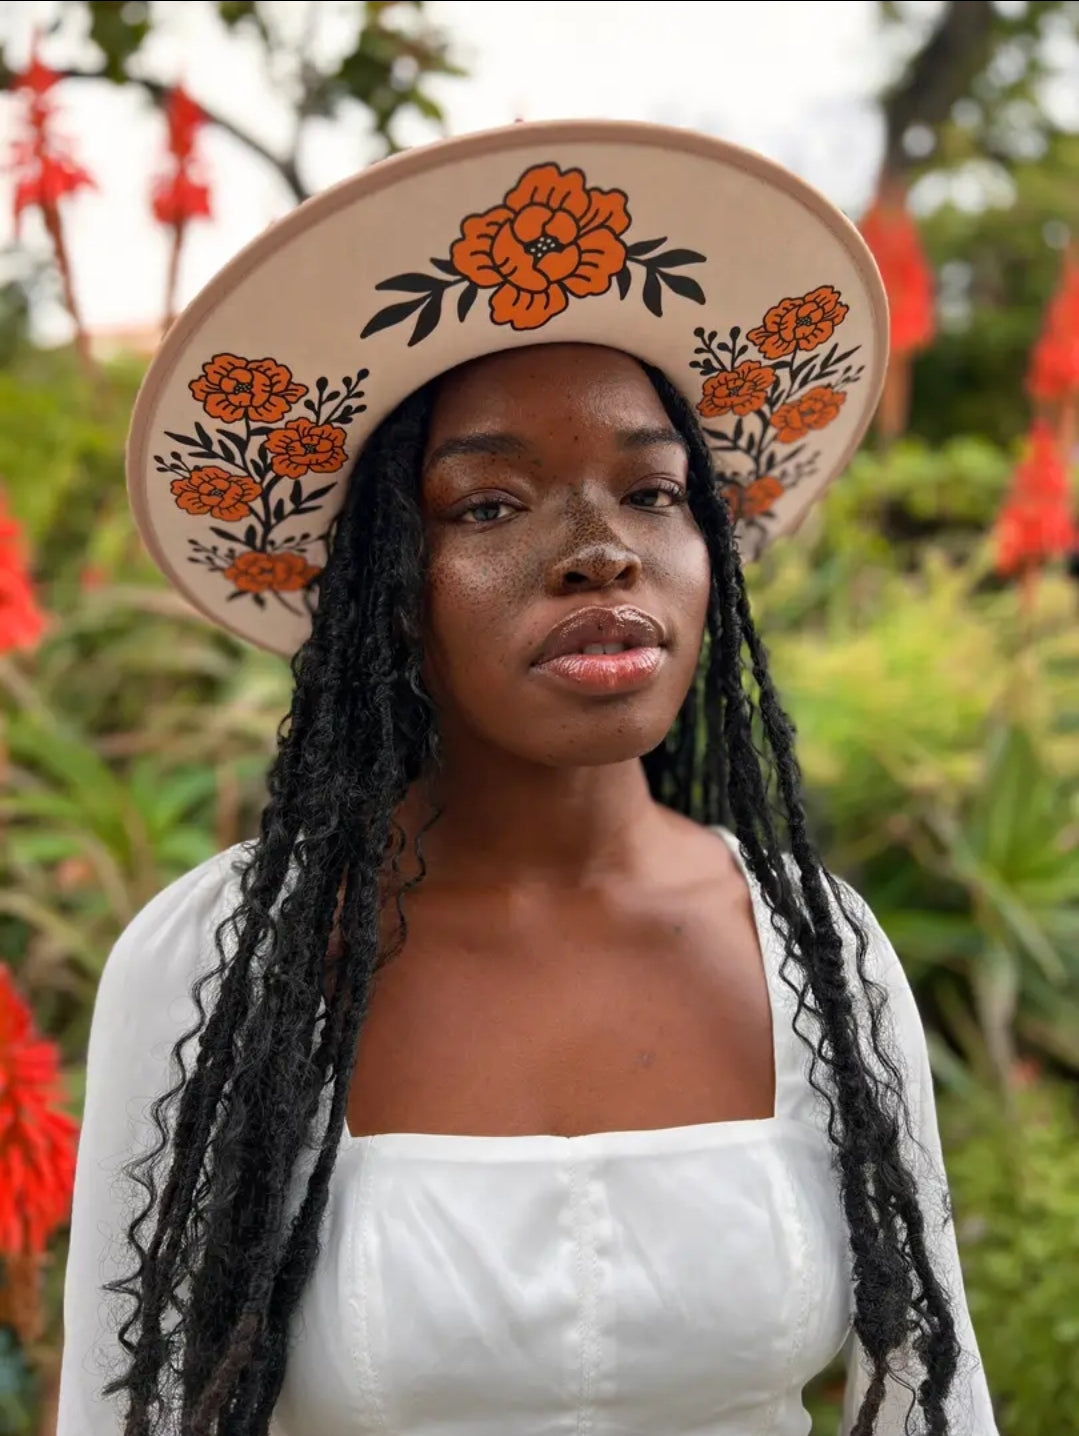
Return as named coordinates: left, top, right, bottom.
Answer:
left=57, top=121, right=998, bottom=1435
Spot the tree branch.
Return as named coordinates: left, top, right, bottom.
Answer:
left=48, top=66, right=309, bottom=202
left=881, top=0, right=999, bottom=177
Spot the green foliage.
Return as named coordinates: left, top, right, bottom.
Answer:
left=0, top=1325, right=37, bottom=1436
left=84, top=0, right=151, bottom=83
left=748, top=436, right=1079, bottom=1089
left=911, top=135, right=1079, bottom=446
left=0, top=351, right=291, bottom=1069
left=941, top=1078, right=1079, bottom=1433
left=807, top=1077, right=1079, bottom=1433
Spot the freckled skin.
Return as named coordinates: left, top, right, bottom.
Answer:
left=420, top=342, right=711, bottom=770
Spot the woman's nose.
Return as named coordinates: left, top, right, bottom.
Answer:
left=547, top=536, right=643, bottom=593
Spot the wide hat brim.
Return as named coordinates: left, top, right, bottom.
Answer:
left=126, top=118, right=887, bottom=658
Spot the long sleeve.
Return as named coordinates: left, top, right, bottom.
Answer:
left=56, top=847, right=244, bottom=1435
left=836, top=895, right=999, bottom=1435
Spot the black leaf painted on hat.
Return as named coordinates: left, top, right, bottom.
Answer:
left=647, top=248, right=706, bottom=269
left=409, top=290, right=445, bottom=346
left=374, top=272, right=448, bottom=295
left=626, top=237, right=667, bottom=257
left=660, top=271, right=705, bottom=305
left=642, top=269, right=663, bottom=318
left=615, top=267, right=631, bottom=301
left=361, top=296, right=428, bottom=339
left=457, top=284, right=478, bottom=322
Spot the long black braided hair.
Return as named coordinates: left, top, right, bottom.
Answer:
left=101, top=357, right=964, bottom=1435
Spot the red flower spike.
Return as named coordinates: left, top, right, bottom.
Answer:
left=0, top=493, right=48, bottom=654
left=165, top=85, right=206, bottom=163
left=994, top=419, right=1077, bottom=578
left=14, top=57, right=59, bottom=99
left=0, top=966, right=79, bottom=1256
left=859, top=195, right=936, bottom=358
left=152, top=169, right=212, bottom=227
left=1027, top=257, right=1079, bottom=406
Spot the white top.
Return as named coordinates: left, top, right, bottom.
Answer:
left=57, top=830, right=999, bottom=1436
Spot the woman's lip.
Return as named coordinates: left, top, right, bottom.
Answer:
left=531, top=646, right=665, bottom=694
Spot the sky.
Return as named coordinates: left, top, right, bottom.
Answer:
left=0, top=0, right=902, bottom=343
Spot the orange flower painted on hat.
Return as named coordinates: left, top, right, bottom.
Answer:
left=747, top=286, right=849, bottom=360
left=264, top=418, right=348, bottom=479
left=770, top=385, right=846, bottom=443
left=190, top=353, right=308, bottom=424
left=450, top=163, right=630, bottom=330
left=697, top=362, right=776, bottom=418
left=224, top=549, right=321, bottom=594
left=363, top=161, right=705, bottom=346
left=721, top=476, right=784, bottom=519
left=171, top=468, right=263, bottom=520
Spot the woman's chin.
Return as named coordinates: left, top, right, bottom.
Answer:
left=515, top=714, right=678, bottom=771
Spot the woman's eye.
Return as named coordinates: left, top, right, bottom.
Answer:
left=459, top=499, right=513, bottom=524
left=627, top=484, right=687, bottom=509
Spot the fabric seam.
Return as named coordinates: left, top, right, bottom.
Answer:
left=571, top=1153, right=599, bottom=1436
left=351, top=1143, right=393, bottom=1435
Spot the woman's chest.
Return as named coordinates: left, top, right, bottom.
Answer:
left=272, top=1130, right=853, bottom=1436
left=340, top=875, right=775, bottom=1139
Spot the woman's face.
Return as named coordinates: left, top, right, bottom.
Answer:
left=419, top=343, right=711, bottom=769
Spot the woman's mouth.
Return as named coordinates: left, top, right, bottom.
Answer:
left=532, top=643, right=665, bottom=694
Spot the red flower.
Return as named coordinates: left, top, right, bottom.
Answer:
left=0, top=494, right=48, bottom=654
left=0, top=965, right=78, bottom=1256
left=995, top=420, right=1077, bottom=577
left=151, top=86, right=212, bottom=228
left=14, top=58, right=60, bottom=100
left=7, top=55, right=94, bottom=235
left=1027, top=257, right=1079, bottom=405
left=164, top=86, right=205, bottom=163
left=859, top=196, right=935, bottom=357
left=152, top=169, right=211, bottom=227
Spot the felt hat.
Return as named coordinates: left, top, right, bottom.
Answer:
left=126, top=118, right=887, bottom=657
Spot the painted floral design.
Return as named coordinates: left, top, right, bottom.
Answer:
left=171, top=468, right=262, bottom=520
left=190, top=354, right=308, bottom=423
left=362, top=160, right=707, bottom=345
left=154, top=355, right=368, bottom=613
left=690, top=285, right=863, bottom=549
left=224, top=549, right=321, bottom=593
left=698, top=361, right=776, bottom=418
left=770, top=384, right=846, bottom=443
left=721, top=475, right=784, bottom=519
left=450, top=163, right=630, bottom=330
left=265, top=418, right=348, bottom=478
left=745, top=285, right=849, bottom=360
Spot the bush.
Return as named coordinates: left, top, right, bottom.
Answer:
left=941, top=1078, right=1079, bottom=1434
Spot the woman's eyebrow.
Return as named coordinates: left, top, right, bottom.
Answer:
left=617, top=426, right=688, bottom=454
left=424, top=425, right=688, bottom=472
left=424, top=433, right=530, bottom=469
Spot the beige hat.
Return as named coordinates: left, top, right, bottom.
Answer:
left=126, top=118, right=887, bottom=657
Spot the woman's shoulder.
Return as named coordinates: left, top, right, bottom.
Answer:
left=96, top=842, right=254, bottom=1010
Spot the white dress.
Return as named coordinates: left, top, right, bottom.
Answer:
left=56, top=829, right=999, bottom=1435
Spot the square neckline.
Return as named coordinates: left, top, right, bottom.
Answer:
left=335, top=823, right=793, bottom=1156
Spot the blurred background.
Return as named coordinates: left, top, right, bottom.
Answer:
left=1, top=1, right=1079, bottom=1431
